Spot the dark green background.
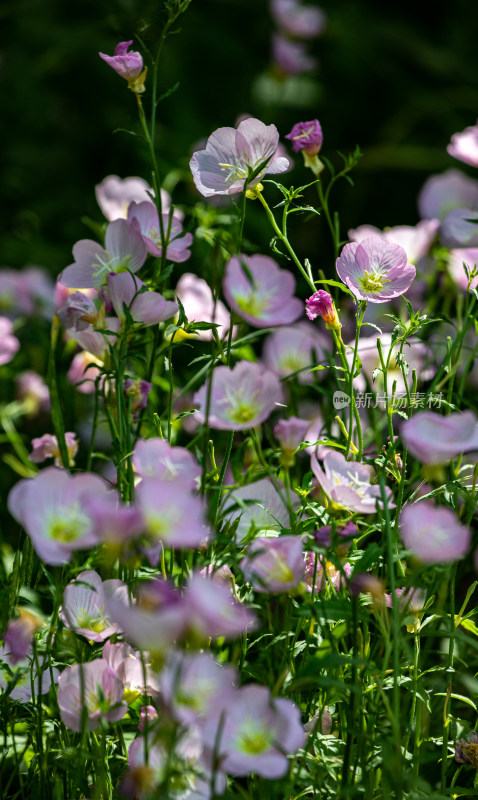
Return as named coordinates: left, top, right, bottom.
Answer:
left=1, top=0, right=478, bottom=273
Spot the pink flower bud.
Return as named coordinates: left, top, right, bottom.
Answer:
left=305, top=290, right=340, bottom=328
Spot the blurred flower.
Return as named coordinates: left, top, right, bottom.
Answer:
left=447, top=248, right=478, bottom=291
left=190, top=117, right=289, bottom=197
left=285, top=119, right=323, bottom=154
left=127, top=201, right=193, bottom=262
left=95, top=176, right=177, bottom=222
left=350, top=333, right=433, bottom=395
left=455, top=732, right=478, bottom=767
left=263, top=322, right=327, bottom=383
left=399, top=500, right=471, bottom=563
left=271, top=0, right=326, bottom=38
left=313, top=520, right=357, bottom=548
left=274, top=416, right=310, bottom=465
left=304, top=708, right=332, bottom=736
left=67, top=350, right=103, bottom=394
left=202, top=684, right=305, bottom=778
left=175, top=272, right=232, bottom=341
left=311, top=450, right=395, bottom=514
left=183, top=572, right=257, bottom=642
left=85, top=493, right=143, bottom=546
left=305, top=290, right=340, bottom=329
left=272, top=35, right=317, bottom=75
left=106, top=272, right=178, bottom=326
left=138, top=705, right=158, bottom=732
left=57, top=290, right=99, bottom=331
left=448, top=121, right=478, bottom=169
left=223, top=254, right=302, bottom=327
left=160, top=651, right=237, bottom=725
left=16, top=371, right=50, bottom=415
left=135, top=478, right=211, bottom=559
left=0, top=647, right=58, bottom=703
left=222, top=478, right=295, bottom=544
left=7, top=467, right=110, bottom=565
left=102, top=641, right=159, bottom=702
left=441, top=208, right=478, bottom=248
left=0, top=317, right=20, bottom=366
left=349, top=573, right=385, bottom=606
left=336, top=237, right=415, bottom=303
left=348, top=219, right=440, bottom=265
left=59, top=219, right=147, bottom=289
left=29, top=432, right=78, bottom=467
left=3, top=610, right=42, bottom=665
left=58, top=659, right=127, bottom=732
left=60, top=570, right=127, bottom=642
left=241, top=535, right=305, bottom=593
left=133, top=438, right=200, bottom=488
left=400, top=410, right=478, bottom=465
left=193, top=361, right=283, bottom=431
left=124, top=378, right=152, bottom=417
left=418, top=169, right=478, bottom=221
left=304, top=553, right=352, bottom=592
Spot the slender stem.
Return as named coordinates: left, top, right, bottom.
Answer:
left=256, top=190, right=316, bottom=293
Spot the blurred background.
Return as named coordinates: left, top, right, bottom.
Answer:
left=1, top=0, right=478, bottom=272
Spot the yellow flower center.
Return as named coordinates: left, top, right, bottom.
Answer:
left=358, top=270, right=391, bottom=294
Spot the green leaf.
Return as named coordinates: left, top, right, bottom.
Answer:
left=313, top=278, right=355, bottom=299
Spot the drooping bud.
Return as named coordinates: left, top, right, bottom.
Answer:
left=305, top=290, right=341, bottom=330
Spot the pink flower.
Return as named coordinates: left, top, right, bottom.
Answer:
left=447, top=120, right=478, bottom=168
left=58, top=659, right=127, bottom=732
left=0, top=647, right=58, bottom=703
left=447, top=248, right=478, bottom=291
left=190, top=117, right=289, bottom=197
left=99, top=41, right=143, bottom=81
left=336, top=237, right=415, bottom=303
left=223, top=478, right=295, bottom=543
left=305, top=290, right=340, bottom=328
left=16, top=371, right=50, bottom=415
left=160, top=651, right=237, bottom=724
left=127, top=201, right=193, bottom=262
left=223, top=254, right=302, bottom=327
left=202, top=684, right=305, bottom=778
left=60, top=570, right=128, bottom=642
left=95, top=175, right=174, bottom=222
left=7, top=467, right=111, bottom=565
left=240, top=536, right=305, bottom=593
left=135, top=478, right=211, bottom=559
left=272, top=35, right=317, bottom=75
left=67, top=350, right=103, bottom=394
left=285, top=120, right=323, bottom=155
left=304, top=553, right=352, bottom=592
left=399, top=501, right=471, bottom=564
left=183, top=572, right=257, bottom=641
left=124, top=378, right=152, bottom=416
left=274, top=416, right=310, bottom=465
left=311, top=450, right=395, bottom=514
left=400, top=410, right=478, bottom=465
left=102, top=641, right=159, bottom=700
left=29, top=432, right=78, bottom=467
left=106, top=271, right=178, bottom=325
left=441, top=208, right=478, bottom=248
left=175, top=272, right=232, bottom=342
left=84, top=493, right=143, bottom=545
left=0, top=317, right=20, bottom=365
left=418, top=169, right=478, bottom=221
left=59, top=219, right=147, bottom=289
left=3, top=611, right=42, bottom=665
left=133, top=438, right=200, bottom=488
left=194, top=360, right=283, bottom=431
left=263, top=322, right=327, bottom=383
left=271, top=0, right=326, bottom=38
left=350, top=333, right=433, bottom=394
left=348, top=219, right=440, bottom=265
